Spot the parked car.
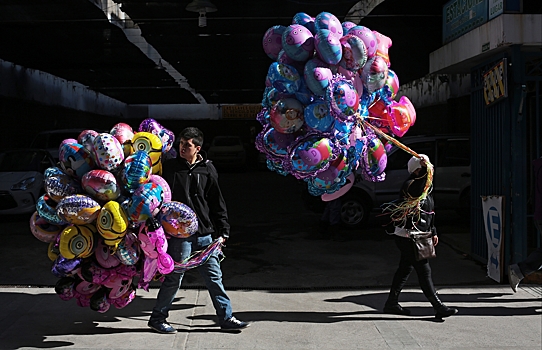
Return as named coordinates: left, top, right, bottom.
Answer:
left=207, top=135, right=247, bottom=168
left=0, top=149, right=56, bottom=215
left=303, top=134, right=471, bottom=228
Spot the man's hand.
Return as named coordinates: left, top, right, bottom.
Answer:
left=432, top=235, right=439, bottom=247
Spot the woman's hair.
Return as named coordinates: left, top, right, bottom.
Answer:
left=179, top=127, right=204, bottom=147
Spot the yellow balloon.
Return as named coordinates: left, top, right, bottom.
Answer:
left=97, top=200, right=129, bottom=250
left=132, top=132, right=163, bottom=175
left=59, top=224, right=97, bottom=259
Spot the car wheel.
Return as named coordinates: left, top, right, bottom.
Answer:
left=340, top=192, right=372, bottom=228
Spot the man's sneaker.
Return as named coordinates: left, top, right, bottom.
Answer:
left=148, top=320, right=177, bottom=334
left=220, top=316, right=250, bottom=330
left=508, top=264, right=522, bottom=293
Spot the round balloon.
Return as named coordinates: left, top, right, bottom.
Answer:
left=328, top=77, right=360, bottom=122
left=269, top=98, right=304, bottom=134
left=339, top=34, right=368, bottom=71
left=346, top=26, right=377, bottom=58
left=95, top=238, right=121, bottom=269
left=78, top=130, right=99, bottom=153
left=267, top=62, right=301, bottom=95
left=303, top=100, right=334, bottom=132
left=361, top=56, right=389, bottom=93
left=36, top=194, right=66, bottom=226
left=56, top=194, right=101, bottom=225
left=314, top=12, right=343, bottom=37
left=132, top=132, right=163, bottom=175
left=292, top=12, right=315, bottom=34
left=366, top=136, right=387, bottom=176
left=262, top=25, right=286, bottom=60
left=303, top=57, right=332, bottom=96
left=159, top=201, right=198, bottom=238
left=149, top=174, right=171, bottom=203
left=58, top=142, right=95, bottom=178
left=287, top=135, right=334, bottom=178
left=110, top=123, right=134, bottom=158
left=82, top=169, right=121, bottom=202
left=96, top=200, right=129, bottom=249
left=125, top=182, right=163, bottom=223
left=44, top=168, right=82, bottom=203
left=315, top=29, right=342, bottom=65
left=59, top=224, right=97, bottom=259
left=115, top=231, right=140, bottom=266
left=121, top=150, right=152, bottom=192
left=281, top=24, right=314, bottom=62
left=92, top=133, right=125, bottom=172
left=29, top=211, right=63, bottom=243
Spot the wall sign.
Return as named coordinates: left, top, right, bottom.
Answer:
left=483, top=58, right=507, bottom=106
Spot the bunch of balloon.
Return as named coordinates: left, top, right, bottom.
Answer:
left=30, top=118, right=199, bottom=313
left=256, top=11, right=417, bottom=202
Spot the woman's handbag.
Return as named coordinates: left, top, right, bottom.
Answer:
left=410, top=232, right=436, bottom=261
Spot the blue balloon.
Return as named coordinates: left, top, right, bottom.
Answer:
left=304, top=100, right=334, bottom=133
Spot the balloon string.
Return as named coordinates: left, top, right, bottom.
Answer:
left=357, top=116, right=434, bottom=227
left=173, top=239, right=224, bottom=273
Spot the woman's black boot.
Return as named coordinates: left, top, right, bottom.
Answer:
left=383, top=290, right=411, bottom=316
left=428, top=294, right=458, bottom=318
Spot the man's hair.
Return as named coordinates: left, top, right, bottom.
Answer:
left=179, top=127, right=204, bottom=147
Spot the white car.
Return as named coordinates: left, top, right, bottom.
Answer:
left=0, top=149, right=56, bottom=215
left=207, top=136, right=247, bottom=168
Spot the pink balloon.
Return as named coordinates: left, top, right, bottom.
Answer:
left=263, top=25, right=286, bottom=60
left=373, top=30, right=392, bottom=66
left=149, top=174, right=172, bottom=203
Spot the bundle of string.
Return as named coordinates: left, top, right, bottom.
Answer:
left=357, top=117, right=434, bottom=226
left=173, top=239, right=224, bottom=273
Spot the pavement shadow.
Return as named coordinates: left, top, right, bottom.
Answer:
left=324, top=290, right=542, bottom=317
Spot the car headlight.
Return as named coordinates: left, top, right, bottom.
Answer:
left=11, top=177, right=36, bottom=191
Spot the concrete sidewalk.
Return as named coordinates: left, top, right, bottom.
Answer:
left=0, top=285, right=540, bottom=350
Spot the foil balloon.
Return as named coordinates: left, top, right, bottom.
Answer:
left=56, top=194, right=101, bottom=225
left=321, top=173, right=355, bottom=202
left=383, top=69, right=400, bottom=100
left=303, top=100, right=334, bottom=133
left=59, top=142, right=95, bottom=179
left=341, top=21, right=357, bottom=33
left=131, top=132, right=163, bottom=175
left=78, top=130, right=99, bottom=153
left=337, top=66, right=364, bottom=97
left=89, top=288, right=111, bottom=313
left=55, top=276, right=77, bottom=301
left=81, top=169, right=121, bottom=202
left=115, top=231, right=140, bottom=265
left=346, top=25, right=377, bottom=58
left=361, top=135, right=387, bottom=181
left=281, top=24, right=314, bottom=62
left=138, top=118, right=175, bottom=153
left=121, top=150, right=152, bottom=192
left=96, top=200, right=129, bottom=249
left=267, top=62, right=301, bottom=95
left=303, top=57, right=332, bottom=96
left=92, top=133, right=125, bottom=172
left=159, top=201, right=198, bottom=238
left=307, top=149, right=351, bottom=195
left=44, top=167, right=82, bottom=203
left=292, top=12, right=315, bottom=34
left=314, top=11, right=343, bottom=37
left=29, top=211, right=63, bottom=243
left=51, top=255, right=81, bottom=278
left=111, top=287, right=136, bottom=310
left=262, top=25, right=286, bottom=60
left=95, top=238, right=121, bottom=269
left=361, top=56, right=389, bottom=93
left=269, top=98, right=304, bottom=134
left=314, top=29, right=342, bottom=65
left=125, top=182, right=163, bottom=223
left=58, top=224, right=97, bottom=259
left=287, top=135, right=334, bottom=179
left=328, top=76, right=360, bottom=122
left=277, top=50, right=305, bottom=77
left=386, top=96, right=416, bottom=138
left=255, top=125, right=297, bottom=163
left=373, top=30, right=392, bottom=66
left=36, top=194, right=66, bottom=226
left=110, top=123, right=134, bottom=158
left=149, top=174, right=171, bottom=203
left=339, top=34, right=368, bottom=71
